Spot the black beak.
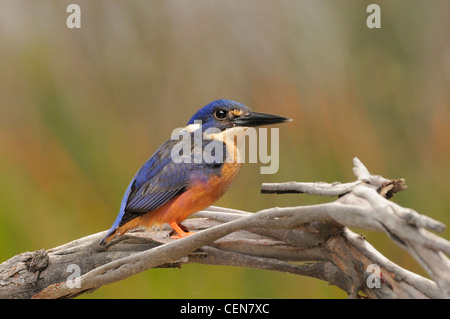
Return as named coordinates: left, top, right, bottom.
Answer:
left=233, top=111, right=292, bottom=127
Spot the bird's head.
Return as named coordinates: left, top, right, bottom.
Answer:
left=187, top=99, right=291, bottom=131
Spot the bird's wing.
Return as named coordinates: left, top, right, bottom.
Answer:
left=118, top=138, right=191, bottom=226
left=104, top=131, right=226, bottom=235
left=100, top=131, right=228, bottom=244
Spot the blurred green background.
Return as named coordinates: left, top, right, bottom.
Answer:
left=0, top=0, right=449, bottom=298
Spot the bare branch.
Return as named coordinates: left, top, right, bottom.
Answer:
left=1, top=157, right=448, bottom=299
left=261, top=180, right=362, bottom=196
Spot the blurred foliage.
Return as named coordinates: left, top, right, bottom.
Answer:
left=0, top=0, right=449, bottom=298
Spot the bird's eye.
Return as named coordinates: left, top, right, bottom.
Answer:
left=214, top=109, right=228, bottom=120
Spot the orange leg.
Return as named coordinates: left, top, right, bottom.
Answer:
left=169, top=221, right=195, bottom=239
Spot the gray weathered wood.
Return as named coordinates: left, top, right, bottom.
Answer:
left=0, top=158, right=448, bottom=299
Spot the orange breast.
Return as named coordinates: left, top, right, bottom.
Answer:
left=112, top=137, right=243, bottom=237
left=121, top=161, right=242, bottom=233
left=160, top=161, right=241, bottom=224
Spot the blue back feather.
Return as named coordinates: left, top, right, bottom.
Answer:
left=100, top=99, right=245, bottom=243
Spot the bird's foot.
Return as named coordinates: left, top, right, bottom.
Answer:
left=169, top=222, right=195, bottom=239
left=170, top=231, right=195, bottom=239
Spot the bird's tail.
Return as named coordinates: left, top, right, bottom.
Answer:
left=99, top=227, right=117, bottom=245
left=99, top=216, right=146, bottom=245
left=99, top=207, right=128, bottom=245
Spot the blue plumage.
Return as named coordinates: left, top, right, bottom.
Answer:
left=187, top=99, right=249, bottom=130
left=100, top=99, right=289, bottom=244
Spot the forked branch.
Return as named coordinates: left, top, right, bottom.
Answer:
left=0, top=158, right=449, bottom=299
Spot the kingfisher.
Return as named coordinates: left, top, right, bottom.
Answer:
left=100, top=99, right=290, bottom=245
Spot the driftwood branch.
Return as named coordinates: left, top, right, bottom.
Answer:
left=1, top=157, right=449, bottom=299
